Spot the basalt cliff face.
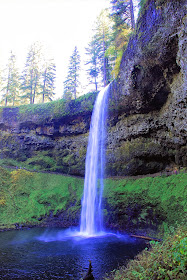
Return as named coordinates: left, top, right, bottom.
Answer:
left=106, top=0, right=187, bottom=175
left=0, top=99, right=93, bottom=176
left=0, top=0, right=186, bottom=176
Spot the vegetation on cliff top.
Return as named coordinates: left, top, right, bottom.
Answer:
left=18, top=90, right=97, bottom=122
left=0, top=90, right=97, bottom=124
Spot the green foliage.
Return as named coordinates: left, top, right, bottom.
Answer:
left=108, top=0, right=134, bottom=79
left=0, top=167, right=10, bottom=207
left=17, top=91, right=96, bottom=123
left=139, top=0, right=148, bottom=14
left=39, top=59, right=56, bottom=103
left=63, top=46, right=81, bottom=100
left=110, top=0, right=135, bottom=29
left=104, top=227, right=187, bottom=280
left=20, top=42, right=42, bottom=104
left=0, top=51, right=20, bottom=106
left=25, top=155, right=56, bottom=170
left=86, top=9, right=115, bottom=88
left=0, top=167, right=84, bottom=228
left=103, top=173, right=187, bottom=235
left=0, top=165, right=186, bottom=240
left=85, top=35, right=101, bottom=91
left=0, top=42, right=56, bottom=106
left=138, top=0, right=168, bottom=18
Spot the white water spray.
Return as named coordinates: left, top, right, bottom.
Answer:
left=80, top=85, right=110, bottom=236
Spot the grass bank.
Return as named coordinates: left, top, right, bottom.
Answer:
left=0, top=166, right=84, bottom=229
left=103, top=172, right=187, bottom=237
left=0, top=166, right=186, bottom=236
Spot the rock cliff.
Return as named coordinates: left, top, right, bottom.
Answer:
left=0, top=0, right=186, bottom=176
left=106, top=0, right=187, bottom=175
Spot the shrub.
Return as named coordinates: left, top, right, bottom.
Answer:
left=104, top=227, right=187, bottom=280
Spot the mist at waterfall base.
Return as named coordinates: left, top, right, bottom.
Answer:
left=0, top=87, right=147, bottom=279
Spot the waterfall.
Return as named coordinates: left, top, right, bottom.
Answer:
left=80, top=85, right=110, bottom=236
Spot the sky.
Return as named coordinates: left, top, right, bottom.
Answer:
left=0, top=0, right=111, bottom=99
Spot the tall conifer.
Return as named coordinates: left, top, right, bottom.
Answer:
left=20, top=43, right=41, bottom=104
left=1, top=51, right=20, bottom=106
left=63, top=46, right=80, bottom=100
left=85, top=35, right=101, bottom=91
left=40, top=59, right=56, bottom=103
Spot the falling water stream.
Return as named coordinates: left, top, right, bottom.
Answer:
left=80, top=85, right=110, bottom=235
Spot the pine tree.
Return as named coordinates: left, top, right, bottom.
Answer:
left=10, top=54, right=20, bottom=106
left=94, top=9, right=114, bottom=87
left=109, top=1, right=134, bottom=77
left=2, top=66, right=11, bottom=106
left=85, top=35, right=101, bottom=91
left=20, top=43, right=41, bottom=104
left=130, top=0, right=135, bottom=29
left=110, top=0, right=135, bottom=30
left=40, top=59, right=56, bottom=103
left=63, top=46, right=80, bottom=100
left=1, top=51, right=20, bottom=106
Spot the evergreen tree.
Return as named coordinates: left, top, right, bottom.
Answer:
left=86, top=9, right=123, bottom=87
left=85, top=35, right=101, bottom=91
left=20, top=43, right=41, bottom=104
left=40, top=59, right=56, bottom=103
left=1, top=51, right=20, bottom=106
left=10, top=54, right=20, bottom=106
left=110, top=0, right=135, bottom=30
left=109, top=1, right=134, bottom=77
left=94, top=9, right=114, bottom=86
left=63, top=46, right=80, bottom=100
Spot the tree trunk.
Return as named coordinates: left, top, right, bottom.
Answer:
left=94, top=76, right=98, bottom=91
left=102, top=31, right=107, bottom=87
left=42, top=70, right=47, bottom=103
left=30, top=91, right=33, bottom=104
left=130, top=0, right=135, bottom=29
left=30, top=72, right=33, bottom=104
left=74, top=74, right=77, bottom=99
left=6, top=69, right=10, bottom=106
left=33, top=92, right=35, bottom=104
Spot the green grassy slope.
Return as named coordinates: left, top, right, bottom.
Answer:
left=103, top=173, right=187, bottom=235
left=0, top=166, right=186, bottom=235
left=0, top=167, right=84, bottom=229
